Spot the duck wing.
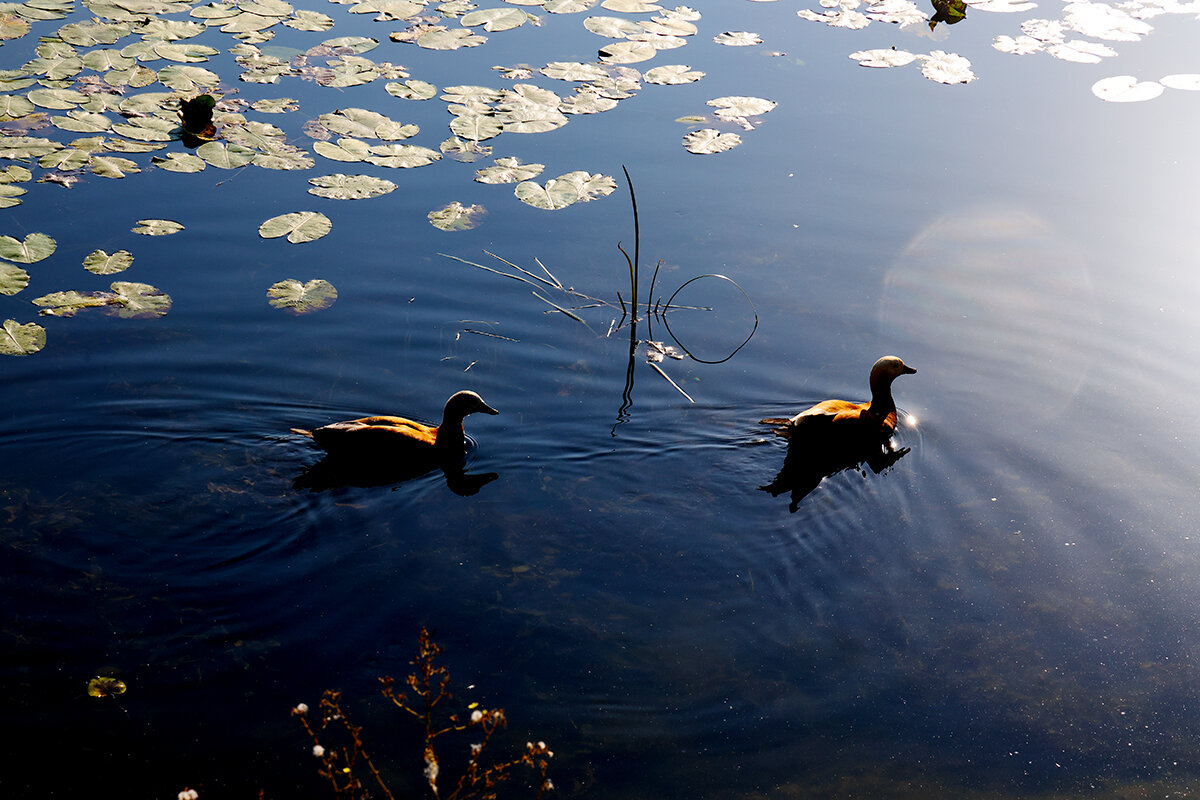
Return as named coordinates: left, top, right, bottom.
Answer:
left=310, top=415, right=439, bottom=451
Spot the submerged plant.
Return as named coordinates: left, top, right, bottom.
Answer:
left=295, top=627, right=553, bottom=800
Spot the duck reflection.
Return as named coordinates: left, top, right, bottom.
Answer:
left=759, top=356, right=916, bottom=511
left=291, top=390, right=500, bottom=495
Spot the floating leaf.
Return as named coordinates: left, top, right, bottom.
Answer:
left=0, top=232, right=55, bottom=263
left=365, top=143, right=441, bottom=168
left=1161, top=74, right=1200, bottom=91
left=1091, top=74, right=1163, bottom=102
left=284, top=9, right=334, bottom=30
left=707, top=95, right=777, bottom=120
left=385, top=79, right=437, bottom=100
left=34, top=282, right=171, bottom=318
left=0, top=94, right=36, bottom=119
left=643, top=64, right=704, bottom=84
left=428, top=201, right=486, bottom=231
left=598, top=41, right=656, bottom=64
left=450, top=112, right=504, bottom=141
left=314, top=137, right=371, bottom=162
left=849, top=48, right=917, bottom=68
left=83, top=249, right=134, bottom=275
left=683, top=127, right=741, bottom=154
left=601, top=0, right=658, bottom=10
left=266, top=278, right=337, bottom=313
left=91, top=155, right=141, bottom=178
left=418, top=27, right=487, bottom=48
left=713, top=31, right=761, bottom=46
left=320, top=36, right=379, bottom=53
left=157, top=64, right=220, bottom=92
left=514, top=175, right=582, bottom=209
left=919, top=50, right=976, bottom=84
left=461, top=7, right=535, bottom=30
left=132, top=218, right=184, bottom=235
left=308, top=173, right=397, bottom=199
left=0, top=319, right=45, bottom=355
left=475, top=156, right=541, bottom=183
left=318, top=107, right=417, bottom=140
left=258, top=211, right=332, bottom=243
left=252, top=97, right=299, bottom=113
left=0, top=14, right=30, bottom=40
left=196, top=141, right=257, bottom=168
left=541, top=61, right=608, bottom=81
left=0, top=261, right=29, bottom=294
left=0, top=185, right=24, bottom=208
left=583, top=15, right=641, bottom=36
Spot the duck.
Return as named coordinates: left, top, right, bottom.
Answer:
left=761, top=356, right=916, bottom=444
left=291, top=390, right=499, bottom=461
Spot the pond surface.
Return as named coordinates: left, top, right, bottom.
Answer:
left=4, top=0, right=1200, bottom=797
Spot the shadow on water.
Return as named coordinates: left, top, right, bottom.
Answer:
left=760, top=431, right=912, bottom=512
left=293, top=450, right=499, bottom=495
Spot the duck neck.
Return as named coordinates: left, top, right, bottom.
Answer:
left=434, top=413, right=466, bottom=454
left=866, top=378, right=896, bottom=420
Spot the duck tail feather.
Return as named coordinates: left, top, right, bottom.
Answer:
left=290, top=428, right=314, bottom=438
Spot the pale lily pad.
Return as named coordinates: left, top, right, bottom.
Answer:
left=157, top=64, right=220, bottom=92
left=601, top=0, right=659, bottom=10
left=385, top=79, right=437, bottom=100
left=0, top=261, right=29, bottom=294
left=461, top=7, right=535, bottom=30
left=558, top=170, right=616, bottom=201
left=583, top=15, right=640, bottom=37
left=132, top=218, right=184, bottom=235
left=365, top=143, right=442, bottom=168
left=90, top=156, right=141, bottom=178
left=348, top=0, right=422, bottom=19
left=597, top=41, right=656, bottom=64
left=560, top=90, right=618, bottom=114
left=849, top=48, right=917, bottom=68
left=308, top=173, right=397, bottom=199
left=320, top=35, right=379, bottom=53
left=1064, top=1, right=1150, bottom=42
left=83, top=249, right=134, bottom=274
left=266, top=278, right=337, bottom=313
left=418, top=28, right=487, bottom=48
left=428, top=201, right=487, bottom=230
left=0, top=94, right=36, bottom=118
left=197, top=141, right=257, bottom=168
left=0, top=14, right=30, bottom=39
left=318, top=107, right=417, bottom=140
left=713, top=31, right=761, bottom=46
left=541, top=61, right=609, bottom=81
left=515, top=176, right=580, bottom=209
left=919, top=51, right=976, bottom=84
left=259, top=211, right=332, bottom=243
left=52, top=110, right=112, bottom=133
left=450, top=113, right=504, bottom=141
left=34, top=282, right=172, bottom=318
left=0, top=185, right=24, bottom=208
left=707, top=95, right=777, bottom=120
left=440, top=137, right=492, bottom=161
left=0, top=319, right=45, bottom=355
left=1091, top=75, right=1163, bottom=102
left=0, top=232, right=55, bottom=263
left=0, top=165, right=31, bottom=183
left=683, top=127, right=740, bottom=154
left=284, top=9, right=334, bottom=29
left=1161, top=74, right=1200, bottom=91
left=474, top=156, right=544, bottom=183
left=545, top=0, right=598, bottom=10
left=643, top=64, right=704, bottom=84
left=992, top=35, right=1044, bottom=55
left=314, top=137, right=371, bottom=162
left=252, top=97, right=299, bottom=113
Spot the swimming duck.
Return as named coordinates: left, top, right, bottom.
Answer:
left=761, top=356, right=916, bottom=443
left=291, top=390, right=499, bottom=461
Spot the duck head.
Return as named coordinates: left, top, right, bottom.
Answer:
left=443, top=390, right=499, bottom=422
left=870, top=355, right=916, bottom=386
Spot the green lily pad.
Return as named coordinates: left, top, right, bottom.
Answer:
left=52, top=110, right=113, bottom=133
left=266, top=278, right=337, bottom=312
left=132, top=218, right=184, bottom=235
left=365, top=143, right=441, bottom=168
left=320, top=35, right=378, bottom=53
left=0, top=185, right=24, bottom=208
left=34, top=281, right=171, bottom=318
left=515, top=175, right=582, bottom=210
left=152, top=152, right=206, bottom=172
left=83, top=249, right=134, bottom=274
left=0, top=165, right=31, bottom=183
left=428, top=201, right=486, bottom=231
left=0, top=319, right=45, bottom=355
left=197, top=141, right=257, bottom=168
left=258, top=211, right=331, bottom=243
left=683, top=128, right=741, bottom=154
left=0, top=261, right=29, bottom=294
left=283, top=9, right=334, bottom=30
left=418, top=27, right=487, bottom=49
left=251, top=97, right=298, bottom=113
left=0, top=94, right=35, bottom=118
left=0, top=232, right=54, bottom=263
left=450, top=112, right=503, bottom=141
left=157, top=64, right=220, bottom=92
left=0, top=13, right=30, bottom=39
left=313, top=137, right=370, bottom=162
left=541, top=61, right=609, bottom=81
left=307, top=173, right=397, bottom=199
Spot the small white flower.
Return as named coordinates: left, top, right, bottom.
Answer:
left=470, top=743, right=482, bottom=755
left=537, top=741, right=546, bottom=749
left=295, top=703, right=308, bottom=714
left=312, top=745, right=326, bottom=757
left=470, top=709, right=483, bottom=723
left=178, top=790, right=199, bottom=800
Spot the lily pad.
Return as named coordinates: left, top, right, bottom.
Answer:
left=83, top=249, right=134, bottom=274
left=514, top=175, right=581, bottom=209
left=0, top=232, right=55, bottom=263
left=683, top=128, right=741, bottom=154
left=849, top=48, right=917, bottom=68
left=34, top=282, right=172, bottom=318
left=266, top=278, right=337, bottom=312
left=1091, top=74, right=1163, bottom=102
left=0, top=261, right=29, bottom=294
left=460, top=7, right=535, bottom=30
left=258, top=211, right=332, bottom=243
left=90, top=156, right=141, bottom=178
left=252, top=97, right=299, bottom=113
left=132, top=218, right=184, bottom=235
left=0, top=319, right=45, bottom=355
left=475, top=156, right=544, bottom=183
left=418, top=28, right=487, bottom=49
left=713, top=31, right=762, bottom=46
left=385, top=79, right=437, bottom=100
left=196, top=141, right=257, bottom=168
left=643, top=64, right=704, bottom=84
left=919, top=50, right=976, bottom=84
left=307, top=173, right=397, bottom=199
left=597, top=41, right=656, bottom=64
left=429, top=201, right=487, bottom=230
left=707, top=95, right=777, bottom=120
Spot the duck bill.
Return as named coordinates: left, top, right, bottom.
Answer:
left=904, top=366, right=917, bottom=375
left=481, top=402, right=499, bottom=415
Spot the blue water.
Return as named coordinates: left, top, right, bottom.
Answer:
left=4, top=0, right=1200, bottom=797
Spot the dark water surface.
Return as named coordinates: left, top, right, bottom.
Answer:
left=4, top=0, right=1200, bottom=797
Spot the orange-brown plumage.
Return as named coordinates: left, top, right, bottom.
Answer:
left=292, top=390, right=498, bottom=461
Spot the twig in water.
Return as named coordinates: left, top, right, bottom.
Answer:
left=649, top=361, right=695, bottom=403
left=462, top=329, right=519, bottom=342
